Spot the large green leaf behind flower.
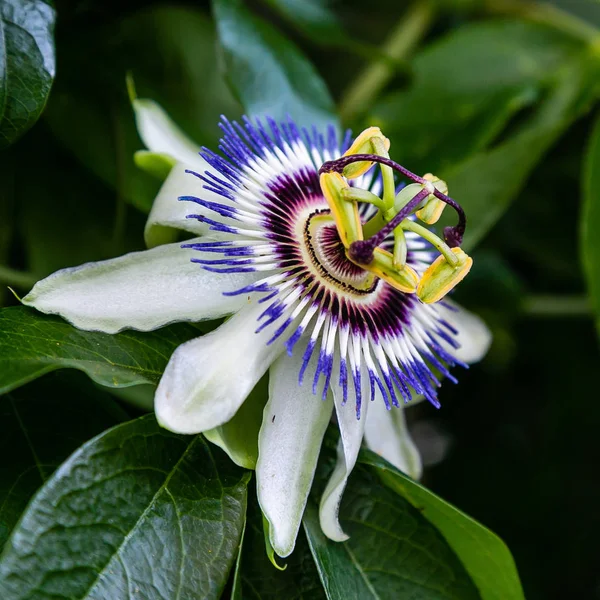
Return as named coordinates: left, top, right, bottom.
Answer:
left=0, top=0, right=55, bottom=148
left=301, top=430, right=524, bottom=600
left=449, top=52, right=600, bottom=250
left=303, top=465, right=482, bottom=600
left=0, top=307, right=201, bottom=394
left=212, top=0, right=339, bottom=132
left=0, top=415, right=249, bottom=600
left=0, top=373, right=128, bottom=550
left=360, top=450, right=525, bottom=600
left=371, top=20, right=584, bottom=174
left=262, top=0, right=351, bottom=48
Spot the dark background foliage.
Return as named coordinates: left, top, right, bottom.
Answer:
left=1, top=0, right=600, bottom=598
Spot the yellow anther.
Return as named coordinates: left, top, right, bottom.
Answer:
left=353, top=247, right=419, bottom=294
left=416, top=247, right=473, bottom=304
left=342, top=127, right=390, bottom=180
left=417, top=199, right=445, bottom=224
left=416, top=173, right=449, bottom=225
left=319, top=172, right=363, bottom=247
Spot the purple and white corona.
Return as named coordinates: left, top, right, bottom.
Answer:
left=179, top=118, right=471, bottom=417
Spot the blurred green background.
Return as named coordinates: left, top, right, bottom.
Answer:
left=1, top=0, right=600, bottom=598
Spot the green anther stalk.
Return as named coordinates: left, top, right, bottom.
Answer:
left=341, top=187, right=386, bottom=211
left=393, top=227, right=408, bottom=268
left=401, top=220, right=460, bottom=267
left=393, top=183, right=426, bottom=214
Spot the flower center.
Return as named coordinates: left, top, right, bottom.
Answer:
left=303, top=210, right=378, bottom=296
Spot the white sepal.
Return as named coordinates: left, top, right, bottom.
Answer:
left=257, top=344, right=333, bottom=557
left=144, top=163, right=241, bottom=248
left=131, top=95, right=205, bottom=170
left=437, top=301, right=492, bottom=364
left=144, top=163, right=210, bottom=248
left=319, top=368, right=369, bottom=542
left=22, top=237, right=257, bottom=333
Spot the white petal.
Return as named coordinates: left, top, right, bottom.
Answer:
left=22, top=238, right=257, bottom=333
left=437, top=301, right=492, bottom=364
left=132, top=97, right=206, bottom=170
left=364, top=398, right=422, bottom=480
left=257, top=344, right=333, bottom=557
left=155, top=301, right=285, bottom=434
left=319, top=371, right=368, bottom=542
left=144, top=163, right=210, bottom=248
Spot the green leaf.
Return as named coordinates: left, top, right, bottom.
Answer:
left=0, top=0, right=55, bottom=148
left=447, top=52, right=600, bottom=251
left=0, top=306, right=201, bottom=394
left=360, top=450, right=525, bottom=600
left=234, top=490, right=325, bottom=599
left=212, top=0, right=339, bottom=132
left=582, top=110, right=600, bottom=337
left=118, top=6, right=241, bottom=150
left=0, top=372, right=128, bottom=549
left=304, top=465, right=481, bottom=599
left=0, top=152, right=17, bottom=306
left=542, top=0, right=600, bottom=29
left=0, top=415, right=250, bottom=600
left=372, top=20, right=585, bottom=175
left=262, top=0, right=351, bottom=48
left=375, top=83, right=537, bottom=175
left=44, top=84, right=160, bottom=214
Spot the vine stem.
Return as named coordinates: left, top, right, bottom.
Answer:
left=485, top=0, right=599, bottom=44
left=522, top=295, right=591, bottom=317
left=339, top=0, right=435, bottom=122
